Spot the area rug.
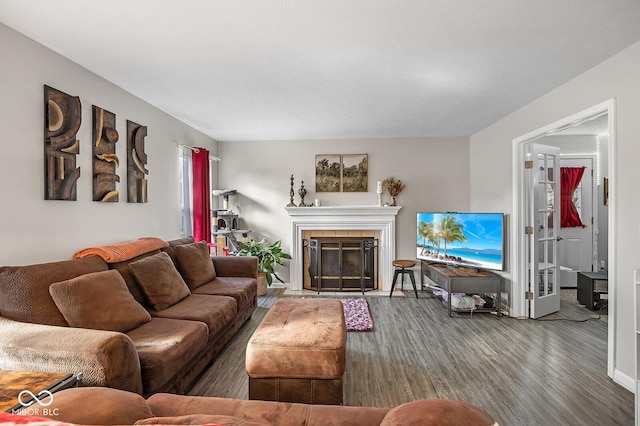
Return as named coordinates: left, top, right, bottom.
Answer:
left=340, top=298, right=373, bottom=331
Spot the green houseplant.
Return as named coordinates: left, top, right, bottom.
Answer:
left=237, top=239, right=291, bottom=295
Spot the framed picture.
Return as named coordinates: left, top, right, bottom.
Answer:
left=341, top=154, right=368, bottom=192
left=315, top=154, right=369, bottom=192
left=315, top=154, right=341, bottom=192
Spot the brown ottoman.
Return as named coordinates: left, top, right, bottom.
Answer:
left=246, top=298, right=347, bottom=405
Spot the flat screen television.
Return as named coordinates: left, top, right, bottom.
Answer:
left=416, top=212, right=505, bottom=271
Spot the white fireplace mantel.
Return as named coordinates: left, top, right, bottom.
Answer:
left=286, top=205, right=401, bottom=291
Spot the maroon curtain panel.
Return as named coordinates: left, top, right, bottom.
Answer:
left=560, top=166, right=585, bottom=228
left=192, top=148, right=211, bottom=243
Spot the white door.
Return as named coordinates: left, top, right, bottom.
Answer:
left=527, top=143, right=560, bottom=318
left=557, top=157, right=596, bottom=288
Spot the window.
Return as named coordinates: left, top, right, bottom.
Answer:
left=179, top=147, right=193, bottom=238
left=179, top=146, right=217, bottom=238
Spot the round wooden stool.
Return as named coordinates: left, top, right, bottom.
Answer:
left=390, top=260, right=418, bottom=298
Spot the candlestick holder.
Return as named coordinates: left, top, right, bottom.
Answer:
left=376, top=180, right=383, bottom=206
left=286, top=174, right=297, bottom=207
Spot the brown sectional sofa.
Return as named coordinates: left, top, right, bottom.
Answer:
left=0, top=237, right=258, bottom=397
left=19, top=386, right=498, bottom=425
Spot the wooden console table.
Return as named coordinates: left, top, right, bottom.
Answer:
left=0, top=370, right=82, bottom=413
left=421, top=260, right=501, bottom=316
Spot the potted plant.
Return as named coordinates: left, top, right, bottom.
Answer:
left=237, top=239, right=291, bottom=296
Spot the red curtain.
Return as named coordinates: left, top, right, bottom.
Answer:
left=192, top=148, right=211, bottom=243
left=560, top=167, right=585, bottom=228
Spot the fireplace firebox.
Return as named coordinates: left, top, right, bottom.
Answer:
left=304, top=237, right=378, bottom=292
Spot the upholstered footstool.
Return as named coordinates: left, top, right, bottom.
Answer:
left=246, top=298, right=347, bottom=405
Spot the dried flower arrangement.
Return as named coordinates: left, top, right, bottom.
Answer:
left=382, top=176, right=406, bottom=206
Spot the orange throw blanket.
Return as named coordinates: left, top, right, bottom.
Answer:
left=73, top=237, right=169, bottom=263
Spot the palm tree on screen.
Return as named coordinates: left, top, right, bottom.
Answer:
left=438, top=215, right=467, bottom=257
left=418, top=220, right=439, bottom=255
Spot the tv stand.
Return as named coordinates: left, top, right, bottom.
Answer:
left=420, top=260, right=502, bottom=317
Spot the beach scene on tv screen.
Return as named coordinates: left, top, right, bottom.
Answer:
left=416, top=213, right=504, bottom=270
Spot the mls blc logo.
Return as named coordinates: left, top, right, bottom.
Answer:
left=13, top=389, right=59, bottom=416
left=18, top=389, right=54, bottom=407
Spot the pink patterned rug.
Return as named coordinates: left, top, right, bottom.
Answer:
left=340, top=298, right=373, bottom=332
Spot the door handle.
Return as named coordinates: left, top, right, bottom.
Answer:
left=557, top=236, right=563, bottom=241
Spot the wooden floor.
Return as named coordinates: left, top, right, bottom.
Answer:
left=189, top=288, right=634, bottom=426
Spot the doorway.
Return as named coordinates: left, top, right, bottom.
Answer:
left=556, top=155, right=598, bottom=287
left=511, top=100, right=616, bottom=378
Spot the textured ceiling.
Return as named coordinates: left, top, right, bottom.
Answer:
left=1, top=1, right=639, bottom=141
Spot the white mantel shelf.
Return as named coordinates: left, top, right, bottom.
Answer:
left=286, top=205, right=402, bottom=291
left=285, top=205, right=402, bottom=216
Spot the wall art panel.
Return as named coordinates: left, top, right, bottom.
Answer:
left=92, top=106, right=120, bottom=202
left=44, top=85, right=81, bottom=200
left=127, top=120, right=148, bottom=203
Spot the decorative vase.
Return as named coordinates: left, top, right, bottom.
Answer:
left=298, top=181, right=308, bottom=207
left=390, top=196, right=397, bottom=206
left=257, top=272, right=268, bottom=296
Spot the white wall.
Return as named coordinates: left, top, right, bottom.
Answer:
left=0, top=23, right=217, bottom=265
left=470, top=40, right=640, bottom=388
left=218, top=138, right=470, bottom=282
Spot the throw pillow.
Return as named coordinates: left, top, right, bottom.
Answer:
left=49, top=269, right=151, bottom=333
left=129, top=251, right=191, bottom=311
left=174, top=241, right=216, bottom=289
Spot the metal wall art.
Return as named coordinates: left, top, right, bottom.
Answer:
left=127, top=120, right=148, bottom=203
left=44, top=85, right=82, bottom=200
left=92, top=106, right=120, bottom=202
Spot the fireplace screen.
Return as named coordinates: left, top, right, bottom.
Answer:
left=304, top=237, right=378, bottom=292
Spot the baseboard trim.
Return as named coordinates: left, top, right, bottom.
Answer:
left=613, top=368, right=635, bottom=394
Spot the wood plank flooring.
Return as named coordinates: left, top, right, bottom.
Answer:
left=189, top=288, right=633, bottom=426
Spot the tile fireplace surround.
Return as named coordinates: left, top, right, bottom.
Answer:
left=285, top=206, right=402, bottom=292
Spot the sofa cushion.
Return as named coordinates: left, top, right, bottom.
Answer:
left=162, top=236, right=196, bottom=265
left=136, top=414, right=267, bottom=425
left=149, top=294, right=237, bottom=337
left=380, top=399, right=496, bottom=426
left=146, top=394, right=389, bottom=426
left=109, top=249, right=162, bottom=305
left=49, top=269, right=151, bottom=332
left=27, top=387, right=154, bottom=426
left=174, top=241, right=216, bottom=289
left=193, top=277, right=257, bottom=313
left=126, top=317, right=209, bottom=394
left=129, top=252, right=191, bottom=311
left=0, top=256, right=108, bottom=326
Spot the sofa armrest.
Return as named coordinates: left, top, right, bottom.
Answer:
left=380, top=399, right=498, bottom=425
left=212, top=256, right=258, bottom=278
left=0, top=316, right=143, bottom=394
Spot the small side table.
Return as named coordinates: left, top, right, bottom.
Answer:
left=577, top=271, right=608, bottom=310
left=0, top=370, right=82, bottom=413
